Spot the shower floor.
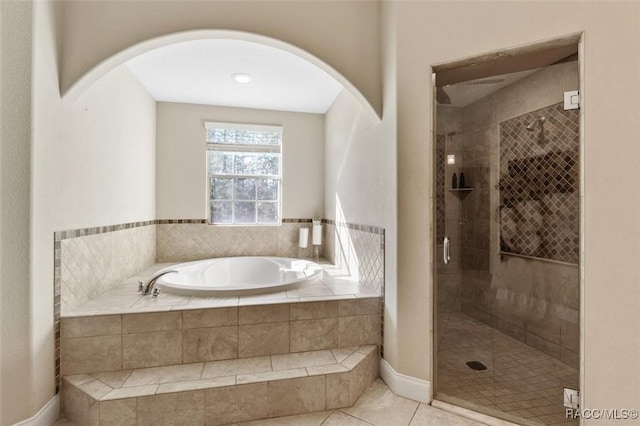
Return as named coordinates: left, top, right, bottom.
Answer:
left=436, top=311, right=579, bottom=425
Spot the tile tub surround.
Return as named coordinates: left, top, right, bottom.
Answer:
left=55, top=218, right=385, bottom=394
left=61, top=345, right=379, bottom=425
left=60, top=295, right=382, bottom=375
left=323, top=220, right=385, bottom=296
left=57, top=223, right=156, bottom=315
left=156, top=219, right=319, bottom=262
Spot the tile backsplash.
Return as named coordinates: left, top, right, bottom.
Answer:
left=59, top=225, right=156, bottom=314
left=323, top=220, right=384, bottom=296
left=156, top=221, right=316, bottom=262
left=56, top=218, right=384, bottom=314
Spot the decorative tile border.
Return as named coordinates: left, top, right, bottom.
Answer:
left=321, top=219, right=385, bottom=235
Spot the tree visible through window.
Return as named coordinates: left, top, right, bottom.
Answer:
left=206, top=122, right=283, bottom=225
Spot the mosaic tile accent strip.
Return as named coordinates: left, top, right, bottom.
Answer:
left=321, top=219, right=385, bottom=235
left=499, top=102, right=579, bottom=264
left=436, top=135, right=446, bottom=243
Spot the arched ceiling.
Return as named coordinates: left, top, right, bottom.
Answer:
left=126, top=39, right=344, bottom=114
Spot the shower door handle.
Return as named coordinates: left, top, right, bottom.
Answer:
left=443, top=236, right=451, bottom=264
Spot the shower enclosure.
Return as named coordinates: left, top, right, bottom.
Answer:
left=433, top=40, right=581, bottom=426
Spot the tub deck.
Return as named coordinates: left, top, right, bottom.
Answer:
left=63, top=260, right=382, bottom=318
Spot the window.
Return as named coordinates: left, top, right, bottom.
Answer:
left=206, top=122, right=283, bottom=225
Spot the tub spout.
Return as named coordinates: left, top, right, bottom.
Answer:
left=139, top=270, right=177, bottom=296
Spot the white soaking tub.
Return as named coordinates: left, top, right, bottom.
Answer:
left=155, top=256, right=323, bottom=296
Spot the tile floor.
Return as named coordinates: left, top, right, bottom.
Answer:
left=63, top=262, right=381, bottom=317
left=436, top=311, right=578, bottom=425
left=56, top=379, right=487, bottom=426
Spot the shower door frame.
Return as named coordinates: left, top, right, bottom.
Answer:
left=429, top=32, right=586, bottom=423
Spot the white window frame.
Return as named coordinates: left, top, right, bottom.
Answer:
left=205, top=122, right=283, bottom=226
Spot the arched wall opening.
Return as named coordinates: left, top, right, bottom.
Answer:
left=62, top=29, right=381, bottom=123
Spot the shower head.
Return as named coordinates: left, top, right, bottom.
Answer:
left=526, top=116, right=546, bottom=131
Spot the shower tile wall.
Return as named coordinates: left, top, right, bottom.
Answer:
left=455, top=61, right=580, bottom=367
left=500, top=103, right=579, bottom=264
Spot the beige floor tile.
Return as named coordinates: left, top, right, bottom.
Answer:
left=156, top=376, right=236, bottom=394
left=235, top=410, right=332, bottom=425
left=307, top=364, right=349, bottom=376
left=100, top=384, right=158, bottom=401
left=202, top=356, right=272, bottom=378
left=323, top=411, right=374, bottom=425
left=331, top=347, right=358, bottom=363
left=53, top=419, right=76, bottom=426
left=91, top=370, right=132, bottom=388
left=237, top=368, right=307, bottom=385
left=75, top=378, right=112, bottom=400
left=342, top=380, right=419, bottom=426
left=267, top=376, right=326, bottom=417
left=122, top=363, right=203, bottom=387
left=409, top=404, right=486, bottom=425
left=137, top=390, right=205, bottom=425
left=271, top=350, right=337, bottom=370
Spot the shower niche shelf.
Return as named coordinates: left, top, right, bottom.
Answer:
left=448, top=188, right=474, bottom=198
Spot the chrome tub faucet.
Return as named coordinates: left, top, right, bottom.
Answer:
left=138, top=270, right=177, bottom=296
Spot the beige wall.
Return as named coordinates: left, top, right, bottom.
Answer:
left=156, top=102, right=324, bottom=220
left=27, top=2, right=157, bottom=419
left=324, top=90, right=392, bottom=226
left=60, top=0, right=381, bottom=116
left=324, top=88, right=396, bottom=318
left=393, top=0, right=640, bottom=417
left=0, top=1, right=33, bottom=423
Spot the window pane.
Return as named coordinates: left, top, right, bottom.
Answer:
left=257, top=202, right=278, bottom=223
left=234, top=202, right=256, bottom=224
left=211, top=177, right=232, bottom=200
left=211, top=201, right=233, bottom=224
left=257, top=179, right=278, bottom=200
left=255, top=153, right=280, bottom=176
left=234, top=178, right=256, bottom=200
left=207, top=128, right=281, bottom=146
left=208, top=151, right=234, bottom=174
left=234, top=153, right=257, bottom=175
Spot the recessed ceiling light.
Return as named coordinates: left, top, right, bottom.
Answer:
left=232, top=73, right=252, bottom=83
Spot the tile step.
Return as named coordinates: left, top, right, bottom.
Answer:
left=62, top=345, right=379, bottom=425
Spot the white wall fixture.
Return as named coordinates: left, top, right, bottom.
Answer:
left=312, top=220, right=322, bottom=245
left=299, top=227, right=309, bottom=248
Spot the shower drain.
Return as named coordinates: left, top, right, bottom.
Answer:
left=466, top=361, right=487, bottom=371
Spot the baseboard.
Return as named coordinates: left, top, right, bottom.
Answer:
left=12, top=395, right=60, bottom=426
left=379, top=358, right=431, bottom=403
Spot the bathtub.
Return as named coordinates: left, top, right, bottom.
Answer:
left=155, top=256, right=323, bottom=296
